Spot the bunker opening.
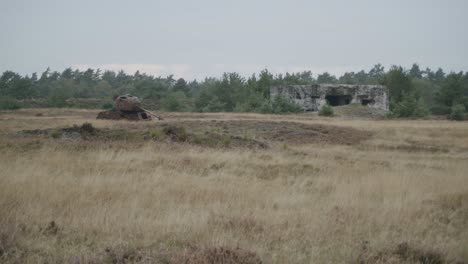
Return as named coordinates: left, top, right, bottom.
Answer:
left=361, top=99, right=374, bottom=106
left=325, top=95, right=352, bottom=106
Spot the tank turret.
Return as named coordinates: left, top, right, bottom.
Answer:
left=115, top=94, right=142, bottom=112
left=97, top=94, right=162, bottom=121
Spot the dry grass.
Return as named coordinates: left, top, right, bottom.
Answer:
left=1, top=109, right=468, bottom=263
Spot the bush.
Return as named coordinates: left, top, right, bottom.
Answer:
left=148, top=129, right=162, bottom=140
left=80, top=122, right=96, bottom=134
left=234, top=94, right=265, bottom=113
left=450, top=104, right=466, bottom=121
left=271, top=96, right=302, bottom=113
left=163, top=126, right=188, bottom=142
left=259, top=96, right=302, bottom=114
left=430, top=105, right=451, bottom=115
left=391, top=94, right=429, bottom=118
left=259, top=101, right=273, bottom=114
left=319, top=104, right=334, bottom=116
left=413, top=99, right=430, bottom=118
left=50, top=130, right=62, bottom=139
left=48, top=89, right=69, bottom=108
left=202, top=96, right=225, bottom=112
left=161, top=91, right=192, bottom=112
left=0, top=96, right=20, bottom=110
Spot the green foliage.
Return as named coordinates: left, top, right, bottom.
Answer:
left=319, top=104, right=334, bottom=116
left=449, top=104, right=466, bottom=121
left=384, top=66, right=414, bottom=108
left=202, top=96, right=225, bottom=112
left=390, top=94, right=429, bottom=118
left=412, top=78, right=439, bottom=109
left=437, top=73, right=467, bottom=108
left=430, top=105, right=451, bottom=115
left=234, top=93, right=265, bottom=112
left=49, top=130, right=62, bottom=139
left=221, top=135, right=232, bottom=147
left=163, top=126, right=188, bottom=142
left=148, top=129, right=163, bottom=140
left=48, top=87, right=69, bottom=108
left=173, top=78, right=190, bottom=95
left=273, top=96, right=302, bottom=113
left=0, top=96, right=21, bottom=110
left=162, top=91, right=193, bottom=112
left=317, top=72, right=337, bottom=84
left=409, top=63, right=422, bottom=79
left=0, top=65, right=467, bottom=121
left=258, top=100, right=273, bottom=114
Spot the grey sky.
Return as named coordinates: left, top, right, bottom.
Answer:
left=1, top=0, right=467, bottom=80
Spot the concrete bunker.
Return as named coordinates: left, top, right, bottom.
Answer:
left=270, top=84, right=389, bottom=112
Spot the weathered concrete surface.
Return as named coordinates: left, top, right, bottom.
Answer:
left=270, top=84, right=389, bottom=111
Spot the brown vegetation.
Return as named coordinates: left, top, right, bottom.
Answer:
left=0, top=109, right=468, bottom=263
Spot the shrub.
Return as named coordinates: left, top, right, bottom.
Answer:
left=202, top=96, right=225, bottom=112
left=162, top=93, right=182, bottom=111
left=259, top=101, right=273, bottom=114
left=413, top=98, right=430, bottom=118
left=259, top=96, right=302, bottom=114
left=450, top=104, right=466, bottom=121
left=430, top=105, right=451, bottom=115
left=50, top=130, right=62, bottom=138
left=0, top=96, right=20, bottom=110
left=163, top=126, right=188, bottom=142
left=162, top=91, right=193, bottom=112
left=221, top=135, right=232, bottom=147
left=148, top=129, right=162, bottom=140
left=234, top=94, right=265, bottom=113
left=391, top=94, right=429, bottom=118
left=319, top=104, right=334, bottom=116
left=271, top=96, right=302, bottom=113
left=80, top=122, right=96, bottom=134
left=48, top=89, right=69, bottom=108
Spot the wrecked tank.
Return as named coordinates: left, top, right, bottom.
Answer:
left=97, top=94, right=162, bottom=121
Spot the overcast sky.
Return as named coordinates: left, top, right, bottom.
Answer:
left=1, top=0, right=467, bottom=80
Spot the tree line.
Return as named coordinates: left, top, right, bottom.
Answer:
left=1, top=64, right=467, bottom=119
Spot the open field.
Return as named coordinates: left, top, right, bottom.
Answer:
left=1, top=109, right=468, bottom=263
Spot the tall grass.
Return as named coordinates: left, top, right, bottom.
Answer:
left=0, top=109, right=467, bottom=263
